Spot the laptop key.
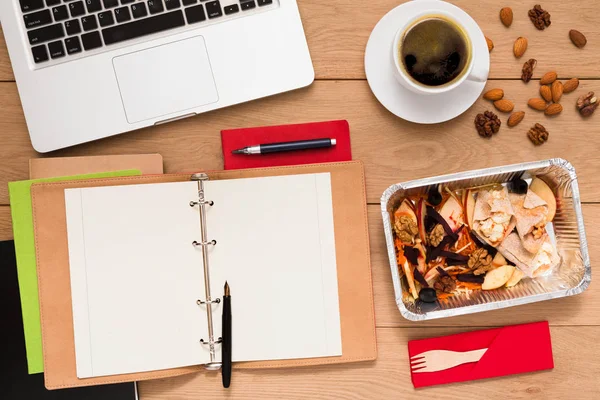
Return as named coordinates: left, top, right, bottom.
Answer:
left=204, top=1, right=221, bottom=18
left=81, top=31, right=103, bottom=50
left=52, top=5, right=69, bottom=21
left=147, top=0, right=164, bottom=14
left=65, top=19, right=82, bottom=35
left=69, top=1, right=86, bottom=17
left=28, top=23, right=65, bottom=45
left=257, top=0, right=272, bottom=5
left=85, top=0, right=102, bottom=12
left=20, top=0, right=45, bottom=13
left=164, top=0, right=180, bottom=10
left=31, top=44, right=49, bottom=63
left=48, top=40, right=65, bottom=58
left=131, top=3, right=148, bottom=18
left=23, top=9, right=52, bottom=29
left=65, top=36, right=82, bottom=54
left=114, top=6, right=132, bottom=22
left=98, top=11, right=115, bottom=26
left=103, top=0, right=119, bottom=7
left=184, top=4, right=205, bottom=23
left=46, top=0, right=61, bottom=6
left=121, top=0, right=135, bottom=4
left=81, top=14, right=98, bottom=31
left=241, top=1, right=255, bottom=11
left=223, top=4, right=238, bottom=14
left=102, top=9, right=184, bottom=45
left=182, top=0, right=196, bottom=4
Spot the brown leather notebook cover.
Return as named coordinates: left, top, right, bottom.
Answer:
left=31, top=161, right=376, bottom=389
left=29, top=154, right=164, bottom=179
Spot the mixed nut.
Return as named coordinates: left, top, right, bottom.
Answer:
left=477, top=4, right=594, bottom=145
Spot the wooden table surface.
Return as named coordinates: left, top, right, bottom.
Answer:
left=2, top=0, right=599, bottom=398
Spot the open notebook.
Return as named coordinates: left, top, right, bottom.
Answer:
left=64, top=173, right=342, bottom=379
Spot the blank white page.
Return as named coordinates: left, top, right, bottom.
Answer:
left=205, top=173, right=342, bottom=362
left=65, top=182, right=211, bottom=378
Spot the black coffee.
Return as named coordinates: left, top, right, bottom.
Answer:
left=400, top=17, right=469, bottom=87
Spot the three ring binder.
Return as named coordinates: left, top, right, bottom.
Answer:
left=190, top=173, right=222, bottom=371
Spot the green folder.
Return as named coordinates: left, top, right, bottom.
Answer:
left=8, top=169, right=140, bottom=374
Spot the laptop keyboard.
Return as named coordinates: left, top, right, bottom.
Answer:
left=20, top=0, right=276, bottom=64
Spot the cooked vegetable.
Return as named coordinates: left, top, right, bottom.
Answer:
left=438, top=251, right=469, bottom=263
left=401, top=259, right=419, bottom=299
left=413, top=267, right=428, bottom=287
left=427, top=206, right=456, bottom=238
left=456, top=274, right=485, bottom=284
left=403, top=246, right=420, bottom=265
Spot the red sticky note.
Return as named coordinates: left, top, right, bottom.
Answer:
left=408, top=321, right=554, bottom=388
left=221, top=120, right=352, bottom=170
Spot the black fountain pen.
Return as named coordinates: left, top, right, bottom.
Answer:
left=232, top=138, right=336, bottom=155
left=222, top=282, right=232, bottom=388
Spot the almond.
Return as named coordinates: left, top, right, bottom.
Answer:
left=500, top=7, right=513, bottom=27
left=486, top=36, right=494, bottom=52
left=540, top=71, right=557, bottom=85
left=545, top=103, right=563, bottom=116
left=483, top=88, right=504, bottom=101
left=513, top=37, right=528, bottom=58
left=563, top=78, right=579, bottom=93
left=507, top=111, right=525, bottom=127
left=569, top=30, right=587, bottom=48
left=494, top=99, right=514, bottom=113
left=540, top=86, right=552, bottom=103
left=528, top=98, right=547, bottom=111
left=551, top=81, right=563, bottom=103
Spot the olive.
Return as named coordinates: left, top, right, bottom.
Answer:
left=508, top=178, right=528, bottom=195
left=419, top=287, right=438, bottom=303
left=427, top=189, right=443, bottom=206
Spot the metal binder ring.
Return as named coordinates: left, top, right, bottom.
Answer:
left=200, top=337, right=223, bottom=345
left=197, top=298, right=221, bottom=305
left=189, top=200, right=214, bottom=207
left=192, top=240, right=217, bottom=247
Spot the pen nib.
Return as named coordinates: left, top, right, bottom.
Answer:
left=232, top=149, right=245, bottom=155
left=224, top=281, right=230, bottom=296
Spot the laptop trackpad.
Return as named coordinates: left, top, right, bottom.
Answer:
left=113, top=36, right=219, bottom=124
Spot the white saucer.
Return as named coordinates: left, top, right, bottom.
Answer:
left=365, top=1, right=490, bottom=124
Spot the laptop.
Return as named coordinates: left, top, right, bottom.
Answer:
left=0, top=0, right=314, bottom=152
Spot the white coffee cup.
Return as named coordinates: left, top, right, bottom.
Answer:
left=391, top=8, right=488, bottom=95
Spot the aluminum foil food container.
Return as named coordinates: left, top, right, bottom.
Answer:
left=381, top=158, right=591, bottom=321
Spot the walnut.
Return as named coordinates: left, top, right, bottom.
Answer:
left=428, top=224, right=445, bottom=247
left=576, top=91, right=598, bottom=117
left=528, top=123, right=549, bottom=145
left=469, top=248, right=493, bottom=275
left=521, top=59, right=537, bottom=83
left=528, top=5, right=551, bottom=30
left=532, top=223, right=546, bottom=239
left=475, top=111, right=501, bottom=138
left=394, top=215, right=418, bottom=243
left=434, top=276, right=456, bottom=293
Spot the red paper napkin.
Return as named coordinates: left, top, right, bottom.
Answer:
left=408, top=321, right=553, bottom=388
left=221, top=120, right=352, bottom=170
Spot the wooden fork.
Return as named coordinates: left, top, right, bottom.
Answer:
left=410, top=348, right=488, bottom=373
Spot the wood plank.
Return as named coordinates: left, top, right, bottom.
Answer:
left=139, top=326, right=600, bottom=400
left=0, top=206, right=11, bottom=241
left=0, top=27, right=13, bottom=82
left=0, top=202, right=595, bottom=326
left=370, top=204, right=599, bottom=327
left=1, top=80, right=600, bottom=205
left=1, top=2, right=599, bottom=81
